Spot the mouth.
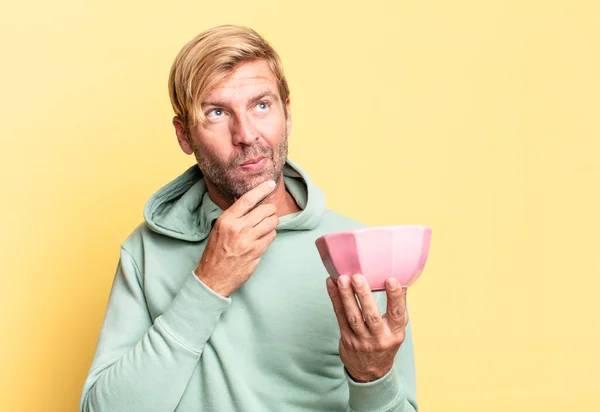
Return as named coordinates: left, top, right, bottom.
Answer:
left=239, top=157, right=267, bottom=171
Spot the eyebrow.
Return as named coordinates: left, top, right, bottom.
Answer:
left=201, top=90, right=280, bottom=109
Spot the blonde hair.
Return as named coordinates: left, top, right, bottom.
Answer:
left=168, top=25, right=290, bottom=128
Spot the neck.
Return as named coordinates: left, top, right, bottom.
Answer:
left=207, top=175, right=302, bottom=217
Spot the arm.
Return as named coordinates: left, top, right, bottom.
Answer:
left=81, top=180, right=279, bottom=412
left=80, top=248, right=231, bottom=412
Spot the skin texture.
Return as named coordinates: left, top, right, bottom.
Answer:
left=327, top=275, right=409, bottom=382
left=173, top=59, right=295, bottom=213
left=172, top=58, right=408, bottom=383
left=194, top=180, right=280, bottom=297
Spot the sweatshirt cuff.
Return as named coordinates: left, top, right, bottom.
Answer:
left=346, top=363, right=403, bottom=412
left=158, top=272, right=231, bottom=353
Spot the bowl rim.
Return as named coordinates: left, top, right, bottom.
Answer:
left=315, top=224, right=432, bottom=242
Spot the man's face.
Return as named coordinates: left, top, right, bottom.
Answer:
left=179, top=59, right=291, bottom=200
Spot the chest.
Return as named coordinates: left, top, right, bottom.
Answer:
left=141, top=232, right=341, bottom=348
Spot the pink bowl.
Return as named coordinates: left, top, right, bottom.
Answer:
left=315, top=225, right=432, bottom=291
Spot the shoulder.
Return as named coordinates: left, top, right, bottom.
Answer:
left=119, top=222, right=173, bottom=266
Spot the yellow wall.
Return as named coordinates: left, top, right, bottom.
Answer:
left=1, top=1, right=599, bottom=411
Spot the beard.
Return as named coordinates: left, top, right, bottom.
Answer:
left=193, top=131, right=288, bottom=200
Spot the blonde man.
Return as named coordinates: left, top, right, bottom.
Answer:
left=81, top=25, right=418, bottom=412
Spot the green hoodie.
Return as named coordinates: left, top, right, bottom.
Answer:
left=80, top=159, right=418, bottom=412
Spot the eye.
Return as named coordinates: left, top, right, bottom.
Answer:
left=255, top=101, right=270, bottom=112
left=207, top=108, right=225, bottom=120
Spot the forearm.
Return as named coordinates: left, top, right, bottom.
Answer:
left=81, top=270, right=231, bottom=412
left=81, top=319, right=201, bottom=412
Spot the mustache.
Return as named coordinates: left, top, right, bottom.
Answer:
left=229, top=144, right=274, bottom=167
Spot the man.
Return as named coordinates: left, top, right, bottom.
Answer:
left=80, top=25, right=418, bottom=412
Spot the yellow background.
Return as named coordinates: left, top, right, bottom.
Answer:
left=1, top=1, right=599, bottom=411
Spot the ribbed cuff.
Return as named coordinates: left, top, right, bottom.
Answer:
left=346, top=364, right=403, bottom=412
left=158, top=272, right=231, bottom=353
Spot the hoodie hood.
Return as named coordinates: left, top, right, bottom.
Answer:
left=143, top=158, right=326, bottom=242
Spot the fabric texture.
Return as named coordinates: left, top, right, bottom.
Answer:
left=80, top=158, right=418, bottom=412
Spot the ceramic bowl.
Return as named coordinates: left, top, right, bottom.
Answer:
left=315, top=225, right=432, bottom=291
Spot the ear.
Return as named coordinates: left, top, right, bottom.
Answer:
left=173, top=116, right=194, bottom=155
left=284, top=97, right=292, bottom=136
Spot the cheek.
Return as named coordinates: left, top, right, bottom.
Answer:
left=258, top=117, right=286, bottom=144
left=195, top=128, right=231, bottom=156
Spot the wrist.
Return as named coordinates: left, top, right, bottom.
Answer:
left=346, top=365, right=392, bottom=383
left=346, top=364, right=404, bottom=412
left=194, top=267, right=231, bottom=297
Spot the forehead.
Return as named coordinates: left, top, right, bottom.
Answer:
left=204, top=59, right=279, bottom=103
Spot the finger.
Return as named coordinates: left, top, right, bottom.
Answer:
left=255, top=229, right=277, bottom=252
left=326, top=277, right=352, bottom=334
left=228, top=180, right=277, bottom=218
left=337, top=275, right=370, bottom=337
left=244, top=203, right=277, bottom=227
left=252, top=214, right=279, bottom=239
left=351, top=274, right=385, bottom=335
left=384, top=278, right=408, bottom=332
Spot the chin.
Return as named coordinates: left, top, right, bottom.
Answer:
left=246, top=174, right=272, bottom=190
left=225, top=175, right=264, bottom=198
left=226, top=160, right=283, bottom=195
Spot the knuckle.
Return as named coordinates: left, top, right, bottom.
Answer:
left=390, top=306, right=406, bottom=320
left=238, top=236, right=252, bottom=250
left=213, top=215, right=225, bottom=229
left=358, top=342, right=375, bottom=352
left=363, top=312, right=382, bottom=325
left=227, top=222, right=241, bottom=235
left=347, top=314, right=363, bottom=328
left=238, top=224, right=250, bottom=236
left=249, top=248, right=261, bottom=260
left=270, top=215, right=280, bottom=227
left=217, top=215, right=233, bottom=229
left=248, top=236, right=259, bottom=248
left=394, top=331, right=406, bottom=346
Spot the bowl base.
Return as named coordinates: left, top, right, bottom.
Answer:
left=370, top=286, right=408, bottom=292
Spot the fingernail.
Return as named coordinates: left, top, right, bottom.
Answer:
left=326, top=277, right=335, bottom=295
left=339, top=276, right=349, bottom=288
left=352, top=274, right=363, bottom=287
left=267, top=180, right=276, bottom=188
left=326, top=277, right=334, bottom=289
left=387, top=278, right=398, bottom=290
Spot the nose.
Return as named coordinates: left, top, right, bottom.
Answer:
left=231, top=113, right=259, bottom=146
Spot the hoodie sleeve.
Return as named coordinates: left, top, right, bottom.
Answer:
left=80, top=247, right=231, bottom=412
left=345, top=293, right=419, bottom=412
